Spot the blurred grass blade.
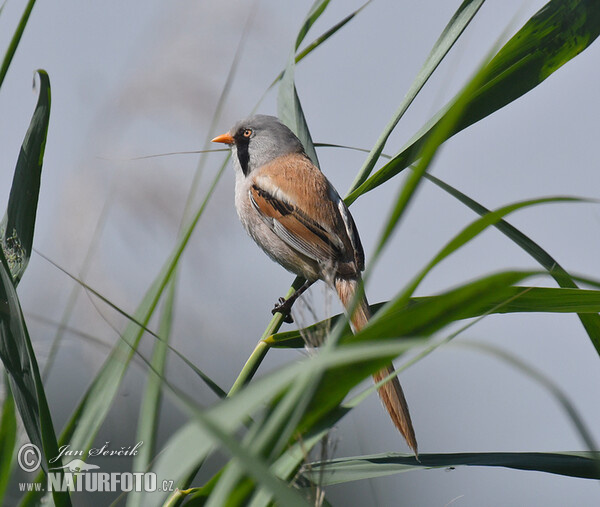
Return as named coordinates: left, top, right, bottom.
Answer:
left=34, top=251, right=227, bottom=398
left=175, top=408, right=311, bottom=507
left=0, top=251, right=70, bottom=506
left=22, top=158, right=230, bottom=507
left=247, top=430, right=326, bottom=507
left=267, top=286, right=600, bottom=348
left=346, top=0, right=600, bottom=203
left=303, top=451, right=600, bottom=485
left=1, top=70, right=50, bottom=285
left=145, top=360, right=307, bottom=505
left=348, top=0, right=485, bottom=193
left=147, top=338, right=421, bottom=505
left=0, top=0, right=37, bottom=88
left=0, top=375, right=17, bottom=503
left=128, top=280, right=175, bottom=501
left=210, top=360, right=326, bottom=503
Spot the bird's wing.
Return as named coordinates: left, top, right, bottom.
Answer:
left=249, top=183, right=344, bottom=265
left=330, top=184, right=365, bottom=271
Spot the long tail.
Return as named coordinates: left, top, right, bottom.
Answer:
left=335, top=276, right=418, bottom=456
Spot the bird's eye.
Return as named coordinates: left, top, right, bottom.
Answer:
left=243, top=129, right=252, bottom=138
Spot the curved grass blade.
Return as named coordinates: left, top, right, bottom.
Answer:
left=0, top=0, right=37, bottom=88
left=0, top=251, right=71, bottom=506
left=372, top=197, right=584, bottom=325
left=295, top=0, right=330, bottom=51
left=346, top=0, right=600, bottom=203
left=423, top=171, right=600, bottom=356
left=209, top=349, right=328, bottom=504
left=1, top=70, right=50, bottom=285
left=302, top=451, right=600, bottom=486
left=348, top=0, right=486, bottom=194
left=173, top=410, right=311, bottom=507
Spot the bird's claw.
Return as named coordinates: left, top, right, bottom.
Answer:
left=272, top=297, right=294, bottom=323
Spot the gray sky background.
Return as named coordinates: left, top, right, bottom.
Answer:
left=1, top=1, right=600, bottom=505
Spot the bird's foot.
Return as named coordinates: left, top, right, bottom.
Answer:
left=272, top=297, right=294, bottom=323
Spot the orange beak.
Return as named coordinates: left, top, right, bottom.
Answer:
left=211, top=132, right=235, bottom=145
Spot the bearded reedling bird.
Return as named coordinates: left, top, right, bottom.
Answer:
left=212, top=115, right=417, bottom=454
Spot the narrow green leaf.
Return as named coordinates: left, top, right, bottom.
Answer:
left=384, top=197, right=583, bottom=308
left=183, top=411, right=311, bottom=507
left=247, top=430, right=328, bottom=507
left=268, top=286, right=600, bottom=348
left=263, top=1, right=372, bottom=101
left=296, top=271, right=533, bottom=434
left=21, top=155, right=230, bottom=507
left=346, top=0, right=600, bottom=202
left=127, top=280, right=175, bottom=507
left=295, top=0, right=330, bottom=50
left=0, top=376, right=17, bottom=502
left=277, top=1, right=326, bottom=166
left=365, top=23, right=505, bottom=270
left=1, top=70, right=50, bottom=285
left=423, top=171, right=600, bottom=356
left=323, top=139, right=600, bottom=359
left=146, top=339, right=422, bottom=505
left=348, top=0, right=486, bottom=193
left=0, top=0, right=37, bottom=88
left=212, top=358, right=325, bottom=503
left=303, top=451, right=600, bottom=485
left=294, top=1, right=372, bottom=63
left=0, top=250, right=71, bottom=506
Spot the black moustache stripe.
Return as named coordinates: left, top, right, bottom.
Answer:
left=236, top=137, right=250, bottom=176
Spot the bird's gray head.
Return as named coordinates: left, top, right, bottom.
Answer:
left=212, top=115, right=305, bottom=176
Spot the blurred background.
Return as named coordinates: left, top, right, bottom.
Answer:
left=1, top=0, right=599, bottom=505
